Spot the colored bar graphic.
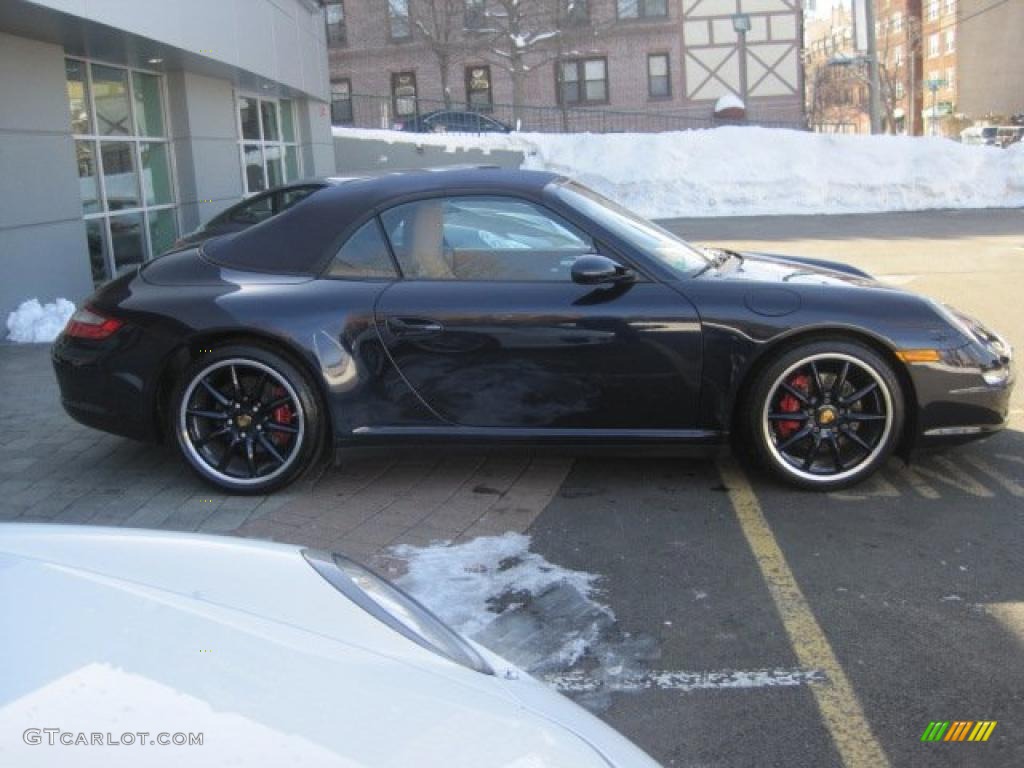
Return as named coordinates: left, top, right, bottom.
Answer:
left=921, top=720, right=996, bottom=742
left=969, top=722, right=998, bottom=742
left=945, top=721, right=973, bottom=741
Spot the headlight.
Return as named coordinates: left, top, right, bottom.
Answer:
left=302, top=549, right=493, bottom=675
left=930, top=301, right=1011, bottom=358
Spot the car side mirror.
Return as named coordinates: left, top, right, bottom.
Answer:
left=571, top=254, right=634, bottom=286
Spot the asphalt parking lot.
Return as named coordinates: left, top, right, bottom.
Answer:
left=528, top=208, right=1024, bottom=767
left=1, top=208, right=1022, bottom=767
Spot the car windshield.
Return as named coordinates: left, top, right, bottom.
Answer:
left=552, top=181, right=709, bottom=276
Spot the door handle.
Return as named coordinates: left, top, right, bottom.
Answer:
left=387, top=317, right=445, bottom=336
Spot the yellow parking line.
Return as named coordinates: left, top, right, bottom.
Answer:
left=718, top=459, right=889, bottom=768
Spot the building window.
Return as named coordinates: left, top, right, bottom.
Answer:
left=928, top=33, right=939, bottom=58
left=391, top=71, right=418, bottom=117
left=894, top=81, right=905, bottom=99
left=893, top=45, right=904, bottom=66
left=558, top=57, right=608, bottom=105
left=561, top=0, right=589, bottom=25
left=946, top=66, right=956, bottom=90
left=891, top=12, right=902, bottom=32
left=331, top=79, right=354, bottom=124
left=388, top=0, right=411, bottom=40
left=647, top=53, right=670, bottom=99
left=326, top=2, right=347, bottom=46
left=944, top=0, right=956, bottom=14
left=945, top=30, right=955, bottom=52
left=64, top=57, right=177, bottom=285
left=237, top=95, right=301, bottom=196
left=466, top=66, right=493, bottom=111
left=928, top=0, right=939, bottom=20
left=465, top=0, right=486, bottom=30
left=617, top=0, right=667, bottom=20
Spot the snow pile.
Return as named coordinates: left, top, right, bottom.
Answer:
left=714, top=92, right=745, bottom=113
left=5, top=298, right=75, bottom=343
left=392, top=533, right=612, bottom=669
left=334, top=125, right=1024, bottom=218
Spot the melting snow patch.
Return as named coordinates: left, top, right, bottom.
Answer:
left=6, top=298, right=75, bottom=343
left=392, top=533, right=613, bottom=673
left=390, top=533, right=827, bottom=711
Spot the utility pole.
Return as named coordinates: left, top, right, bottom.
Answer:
left=732, top=14, right=752, bottom=107
left=863, top=0, right=882, bottom=133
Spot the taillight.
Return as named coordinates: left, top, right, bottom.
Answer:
left=64, top=306, right=124, bottom=340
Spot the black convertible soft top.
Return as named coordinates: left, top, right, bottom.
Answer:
left=203, top=167, right=561, bottom=275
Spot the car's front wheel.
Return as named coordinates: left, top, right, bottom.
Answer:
left=747, top=340, right=904, bottom=491
left=171, top=344, right=323, bottom=494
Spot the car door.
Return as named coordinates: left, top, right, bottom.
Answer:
left=374, top=195, right=702, bottom=430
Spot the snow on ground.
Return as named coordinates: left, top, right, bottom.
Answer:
left=334, top=125, right=1024, bottom=219
left=391, top=532, right=613, bottom=670
left=5, top=298, right=74, bottom=343
left=391, top=533, right=827, bottom=709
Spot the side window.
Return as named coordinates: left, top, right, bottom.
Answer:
left=326, top=218, right=397, bottom=279
left=380, top=196, right=593, bottom=281
left=230, top=193, right=274, bottom=224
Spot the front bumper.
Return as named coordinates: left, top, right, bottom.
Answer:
left=908, top=337, right=1014, bottom=450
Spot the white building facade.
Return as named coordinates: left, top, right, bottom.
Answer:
left=0, top=0, right=334, bottom=318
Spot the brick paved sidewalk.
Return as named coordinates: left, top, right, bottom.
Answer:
left=0, top=344, right=571, bottom=565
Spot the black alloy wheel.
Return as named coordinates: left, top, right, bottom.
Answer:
left=172, top=345, right=323, bottom=493
left=747, top=340, right=904, bottom=491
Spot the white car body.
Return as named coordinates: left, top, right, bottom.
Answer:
left=0, top=524, right=660, bottom=767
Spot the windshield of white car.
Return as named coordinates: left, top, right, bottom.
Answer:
left=552, top=181, right=709, bottom=276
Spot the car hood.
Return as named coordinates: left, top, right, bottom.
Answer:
left=0, top=525, right=654, bottom=768
left=695, top=250, right=878, bottom=288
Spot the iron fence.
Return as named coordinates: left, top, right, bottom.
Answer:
left=333, top=93, right=808, bottom=135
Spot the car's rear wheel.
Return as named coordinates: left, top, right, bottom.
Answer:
left=746, top=340, right=904, bottom=491
left=172, top=344, right=323, bottom=494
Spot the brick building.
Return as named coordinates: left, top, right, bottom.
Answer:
left=326, top=0, right=805, bottom=131
left=876, top=0, right=922, bottom=135
left=805, top=0, right=923, bottom=135
left=920, top=0, right=957, bottom=135
left=804, top=3, right=869, bottom=132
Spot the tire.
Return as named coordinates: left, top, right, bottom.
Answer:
left=744, top=339, right=904, bottom=492
left=171, top=343, right=324, bottom=494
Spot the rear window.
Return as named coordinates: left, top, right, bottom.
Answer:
left=325, top=218, right=397, bottom=279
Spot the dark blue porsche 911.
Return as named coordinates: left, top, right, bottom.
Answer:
left=52, top=168, right=1013, bottom=493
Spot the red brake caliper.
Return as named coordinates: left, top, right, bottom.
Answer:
left=775, top=374, right=809, bottom=438
left=270, top=386, right=294, bottom=447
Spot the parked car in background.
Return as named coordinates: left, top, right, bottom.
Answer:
left=397, top=110, right=512, bottom=134
left=996, top=126, right=1024, bottom=148
left=167, top=178, right=359, bottom=253
left=960, top=125, right=999, bottom=146
left=0, top=524, right=660, bottom=768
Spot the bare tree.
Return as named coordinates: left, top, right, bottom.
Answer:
left=477, top=0, right=610, bottom=125
left=477, top=0, right=561, bottom=121
left=412, top=0, right=469, bottom=108
left=876, top=13, right=921, bottom=134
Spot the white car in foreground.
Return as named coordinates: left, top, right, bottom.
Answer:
left=0, top=524, right=660, bottom=767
